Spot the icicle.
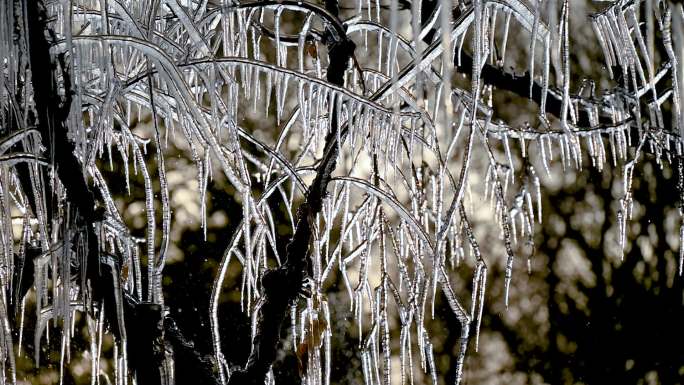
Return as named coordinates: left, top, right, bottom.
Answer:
left=592, top=15, right=614, bottom=79
left=500, top=9, right=512, bottom=65
left=424, top=338, right=438, bottom=385
left=617, top=208, right=626, bottom=259
left=539, top=136, right=550, bottom=177
left=200, top=151, right=210, bottom=240
left=541, top=36, right=550, bottom=116
left=265, top=70, right=273, bottom=118
left=503, top=133, right=514, bottom=177
left=474, top=267, right=486, bottom=352
left=559, top=0, right=571, bottom=130
left=663, top=10, right=683, bottom=136
left=528, top=0, right=543, bottom=98
left=679, top=223, right=684, bottom=276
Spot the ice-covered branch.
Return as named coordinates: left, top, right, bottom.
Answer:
left=454, top=50, right=671, bottom=131
left=226, top=4, right=356, bottom=384
left=26, top=0, right=108, bottom=319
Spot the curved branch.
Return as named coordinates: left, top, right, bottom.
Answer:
left=224, top=2, right=356, bottom=382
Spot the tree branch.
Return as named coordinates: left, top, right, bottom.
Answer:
left=454, top=51, right=673, bottom=134
left=453, top=52, right=592, bottom=126
left=226, top=5, right=355, bottom=385
left=25, top=0, right=106, bottom=311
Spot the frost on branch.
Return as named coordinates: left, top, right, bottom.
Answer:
left=1, top=0, right=684, bottom=384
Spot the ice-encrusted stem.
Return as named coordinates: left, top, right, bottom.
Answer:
left=225, top=5, right=355, bottom=384
left=23, top=3, right=218, bottom=385
left=25, top=0, right=107, bottom=318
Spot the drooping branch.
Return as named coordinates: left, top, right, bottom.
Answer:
left=25, top=0, right=106, bottom=308
left=24, top=5, right=157, bottom=382
left=453, top=51, right=672, bottom=131
left=454, top=51, right=590, bottom=126
left=226, top=4, right=355, bottom=385
left=24, top=3, right=222, bottom=383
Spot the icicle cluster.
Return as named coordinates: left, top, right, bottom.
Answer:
left=2, top=0, right=684, bottom=384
